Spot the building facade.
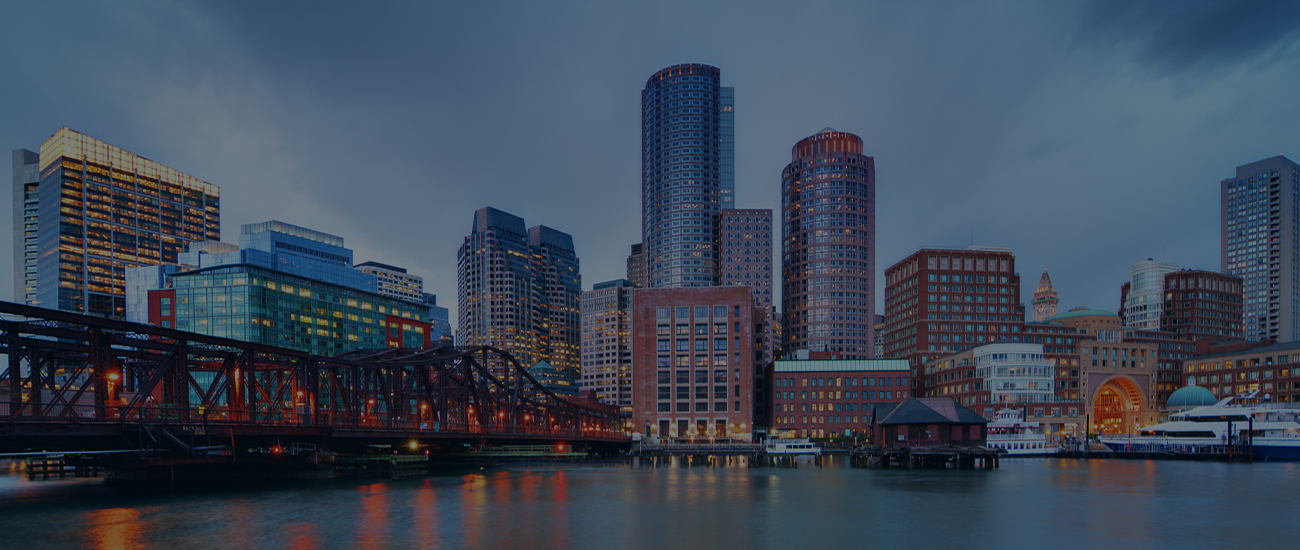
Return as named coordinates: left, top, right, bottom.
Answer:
left=631, top=286, right=760, bottom=441
left=881, top=246, right=1024, bottom=380
left=14, top=128, right=220, bottom=318
left=1160, top=269, right=1244, bottom=342
left=1221, top=155, right=1300, bottom=342
left=1184, top=341, right=1300, bottom=403
left=580, top=279, right=635, bottom=412
left=768, top=358, right=911, bottom=439
left=457, top=207, right=581, bottom=376
left=148, top=264, right=430, bottom=355
left=356, top=261, right=425, bottom=303
left=720, top=208, right=773, bottom=307
left=781, top=128, right=875, bottom=359
left=641, top=63, right=733, bottom=289
left=1119, top=259, right=1179, bottom=330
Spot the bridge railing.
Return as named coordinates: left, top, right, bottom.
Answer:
left=0, top=400, right=626, bottom=440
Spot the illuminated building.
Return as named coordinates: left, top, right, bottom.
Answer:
left=1030, top=270, right=1058, bottom=322
left=768, top=358, right=910, bottom=439
left=1221, top=155, right=1300, bottom=342
left=133, top=221, right=431, bottom=355
left=356, top=261, right=424, bottom=303
left=457, top=207, right=581, bottom=377
left=355, top=261, right=453, bottom=345
left=641, top=63, right=734, bottom=289
left=881, top=246, right=1024, bottom=384
left=580, top=279, right=635, bottom=411
left=631, top=286, right=761, bottom=441
left=1183, top=341, right=1300, bottom=403
left=781, top=128, right=875, bottom=359
left=13, top=128, right=220, bottom=318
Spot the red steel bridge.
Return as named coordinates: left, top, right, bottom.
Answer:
left=0, top=301, right=628, bottom=456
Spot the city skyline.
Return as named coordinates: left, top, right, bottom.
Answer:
left=3, top=2, right=1300, bottom=328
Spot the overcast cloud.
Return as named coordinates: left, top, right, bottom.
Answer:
left=3, top=1, right=1299, bottom=327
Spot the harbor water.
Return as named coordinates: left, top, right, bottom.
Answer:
left=1, top=457, right=1296, bottom=549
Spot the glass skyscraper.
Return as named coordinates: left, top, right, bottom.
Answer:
left=13, top=128, right=220, bottom=318
left=641, top=63, right=734, bottom=288
left=1221, top=155, right=1300, bottom=342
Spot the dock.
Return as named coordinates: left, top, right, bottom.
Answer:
left=850, top=445, right=1001, bottom=469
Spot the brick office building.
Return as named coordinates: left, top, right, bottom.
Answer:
left=881, top=246, right=1025, bottom=392
left=768, top=358, right=910, bottom=439
left=631, top=286, right=763, bottom=441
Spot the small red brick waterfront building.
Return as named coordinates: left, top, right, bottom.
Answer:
left=874, top=398, right=988, bottom=449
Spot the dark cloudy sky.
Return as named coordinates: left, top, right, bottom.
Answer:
left=4, top=1, right=1299, bottom=326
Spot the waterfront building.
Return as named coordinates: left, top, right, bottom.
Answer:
left=1119, top=259, right=1179, bottom=330
left=881, top=246, right=1024, bottom=385
left=780, top=128, right=876, bottom=359
left=1158, top=269, right=1244, bottom=342
left=1041, top=308, right=1161, bottom=435
left=1183, top=340, right=1300, bottom=403
left=580, top=279, right=635, bottom=412
left=925, top=341, right=1084, bottom=438
left=147, top=263, right=430, bottom=354
left=873, top=398, right=988, bottom=450
left=133, top=221, right=431, bottom=355
left=641, top=63, right=733, bottom=289
left=720, top=208, right=773, bottom=308
left=1221, top=155, right=1300, bottom=342
left=768, top=358, right=910, bottom=439
left=631, top=286, right=761, bottom=441
left=457, top=207, right=581, bottom=376
left=626, top=243, right=644, bottom=287
left=13, top=128, right=220, bottom=318
left=1030, top=271, right=1059, bottom=322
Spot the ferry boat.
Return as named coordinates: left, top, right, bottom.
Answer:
left=986, top=408, right=1059, bottom=455
left=764, top=438, right=821, bottom=456
left=1100, top=392, right=1300, bottom=461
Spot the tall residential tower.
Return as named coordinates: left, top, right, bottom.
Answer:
left=1221, top=155, right=1300, bottom=342
left=457, top=207, right=581, bottom=375
left=780, top=128, right=875, bottom=358
left=641, top=64, right=734, bottom=288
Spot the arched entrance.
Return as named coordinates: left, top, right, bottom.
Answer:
left=1092, top=377, right=1145, bottom=436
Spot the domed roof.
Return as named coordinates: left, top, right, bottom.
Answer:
left=1166, top=385, right=1218, bottom=408
left=1043, top=307, right=1118, bottom=322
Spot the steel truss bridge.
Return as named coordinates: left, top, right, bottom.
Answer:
left=0, top=301, right=627, bottom=455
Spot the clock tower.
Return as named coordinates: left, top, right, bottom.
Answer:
left=1031, top=270, right=1058, bottom=322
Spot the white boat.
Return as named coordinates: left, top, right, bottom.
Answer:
left=1100, top=392, right=1300, bottom=461
left=986, top=408, right=1058, bottom=455
left=765, top=438, right=821, bottom=456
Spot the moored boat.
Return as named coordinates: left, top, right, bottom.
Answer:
left=986, top=408, right=1059, bottom=456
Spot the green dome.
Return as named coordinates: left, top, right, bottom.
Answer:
left=1043, top=308, right=1119, bottom=322
left=1166, top=385, right=1218, bottom=408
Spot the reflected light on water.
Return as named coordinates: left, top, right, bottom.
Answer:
left=354, top=483, right=389, bottom=550
left=412, top=479, right=440, bottom=547
left=86, top=507, right=144, bottom=550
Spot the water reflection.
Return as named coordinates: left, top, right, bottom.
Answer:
left=0, top=459, right=1296, bottom=550
left=85, top=507, right=144, bottom=550
left=354, top=483, right=389, bottom=550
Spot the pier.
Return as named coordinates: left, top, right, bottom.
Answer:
left=850, top=445, right=1001, bottom=469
